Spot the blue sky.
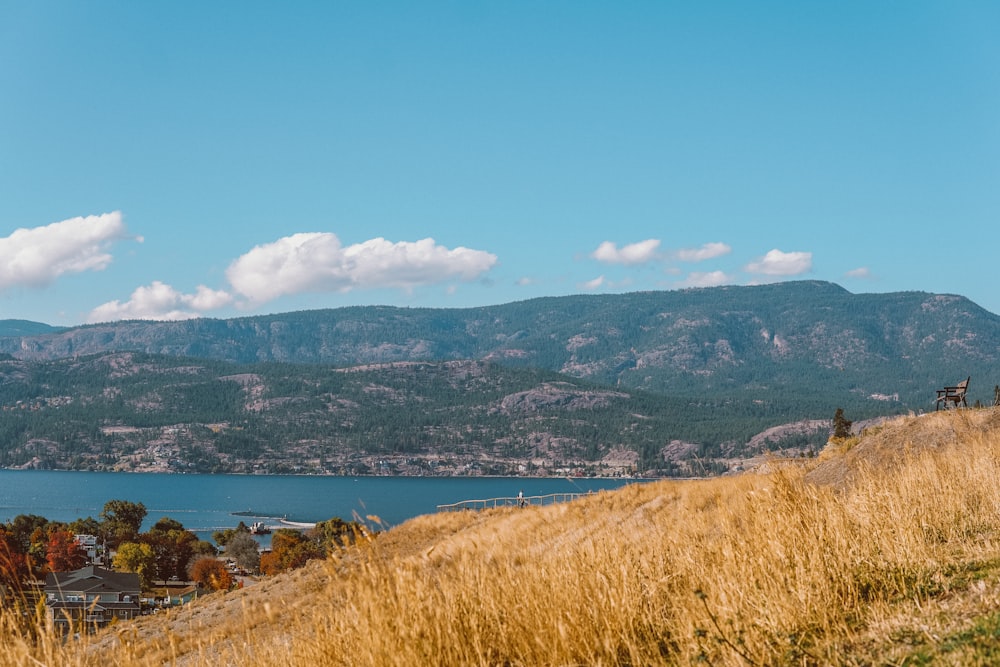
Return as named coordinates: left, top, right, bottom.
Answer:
left=1, top=2, right=998, bottom=325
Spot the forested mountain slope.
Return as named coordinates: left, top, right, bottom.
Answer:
left=3, top=281, right=999, bottom=409
left=0, top=353, right=777, bottom=475
left=3, top=281, right=998, bottom=474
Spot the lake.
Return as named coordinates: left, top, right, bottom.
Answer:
left=0, top=470, right=641, bottom=540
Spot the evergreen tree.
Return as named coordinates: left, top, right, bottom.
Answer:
left=832, top=408, right=852, bottom=439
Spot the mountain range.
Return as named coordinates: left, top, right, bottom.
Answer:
left=2, top=280, right=998, bottom=475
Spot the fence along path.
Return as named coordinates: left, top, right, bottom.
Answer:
left=437, top=492, right=589, bottom=512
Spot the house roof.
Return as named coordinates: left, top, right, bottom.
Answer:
left=45, top=565, right=141, bottom=595
left=48, top=600, right=140, bottom=612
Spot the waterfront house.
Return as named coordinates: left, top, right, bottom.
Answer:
left=45, top=565, right=141, bottom=630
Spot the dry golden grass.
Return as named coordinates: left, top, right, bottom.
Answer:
left=8, top=408, right=1000, bottom=665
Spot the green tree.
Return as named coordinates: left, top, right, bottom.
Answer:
left=191, top=539, right=217, bottom=559
left=224, top=532, right=260, bottom=572
left=141, top=518, right=198, bottom=582
left=113, top=542, right=156, bottom=589
left=27, top=527, right=49, bottom=578
left=832, top=408, right=852, bottom=440
left=310, top=517, right=367, bottom=552
left=212, top=521, right=250, bottom=548
left=101, top=500, right=148, bottom=548
left=8, top=514, right=48, bottom=553
left=66, top=516, right=101, bottom=537
left=150, top=517, right=185, bottom=533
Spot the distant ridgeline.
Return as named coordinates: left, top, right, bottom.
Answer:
left=1, top=281, right=998, bottom=475
left=0, top=319, right=63, bottom=337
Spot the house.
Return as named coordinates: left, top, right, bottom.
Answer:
left=74, top=534, right=99, bottom=562
left=45, top=565, right=141, bottom=631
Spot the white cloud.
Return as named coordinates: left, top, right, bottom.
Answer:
left=0, top=212, right=132, bottom=291
left=845, top=267, right=872, bottom=279
left=188, top=285, right=234, bottom=310
left=675, top=242, right=732, bottom=262
left=515, top=276, right=535, bottom=286
left=591, top=239, right=661, bottom=265
left=580, top=275, right=607, bottom=290
left=88, top=281, right=233, bottom=322
left=675, top=271, right=733, bottom=288
left=226, top=233, right=497, bottom=304
left=744, top=249, right=812, bottom=276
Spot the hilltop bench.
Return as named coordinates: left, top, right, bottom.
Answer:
left=936, top=376, right=970, bottom=410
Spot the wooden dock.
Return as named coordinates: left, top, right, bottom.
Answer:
left=436, top=492, right=588, bottom=512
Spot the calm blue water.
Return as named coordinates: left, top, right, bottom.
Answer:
left=0, top=471, right=639, bottom=539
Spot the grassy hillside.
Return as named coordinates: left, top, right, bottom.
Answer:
left=7, top=408, right=1000, bottom=664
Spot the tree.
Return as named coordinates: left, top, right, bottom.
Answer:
left=832, top=408, right=852, bottom=440
left=101, top=500, right=148, bottom=548
left=142, top=521, right=199, bottom=582
left=191, top=539, right=218, bottom=558
left=46, top=529, right=86, bottom=573
left=0, top=526, right=29, bottom=598
left=8, top=515, right=48, bottom=553
left=150, top=517, right=185, bottom=533
left=113, top=542, right=157, bottom=589
left=224, top=532, right=260, bottom=572
left=67, top=516, right=102, bottom=538
left=188, top=556, right=232, bottom=591
left=27, top=527, right=49, bottom=578
left=310, top=517, right=367, bottom=552
left=260, top=529, right=322, bottom=575
left=212, top=521, right=250, bottom=548
left=258, top=551, right=280, bottom=576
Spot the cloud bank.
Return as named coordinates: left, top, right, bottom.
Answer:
left=226, top=233, right=497, bottom=304
left=0, top=212, right=132, bottom=291
left=89, top=282, right=233, bottom=322
left=90, top=231, right=499, bottom=320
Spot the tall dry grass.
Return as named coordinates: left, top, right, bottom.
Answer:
left=6, top=409, right=1000, bottom=665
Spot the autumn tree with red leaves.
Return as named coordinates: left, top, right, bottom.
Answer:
left=45, top=529, right=86, bottom=573
left=0, top=526, right=30, bottom=598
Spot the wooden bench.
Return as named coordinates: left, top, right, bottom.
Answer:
left=936, top=376, right=970, bottom=410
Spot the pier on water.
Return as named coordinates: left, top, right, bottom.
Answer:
left=436, top=492, right=591, bottom=512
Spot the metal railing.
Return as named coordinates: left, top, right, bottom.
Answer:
left=436, top=492, right=589, bottom=512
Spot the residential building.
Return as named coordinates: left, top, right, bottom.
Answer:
left=45, top=565, right=141, bottom=631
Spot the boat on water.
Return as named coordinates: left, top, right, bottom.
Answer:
left=249, top=521, right=271, bottom=535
